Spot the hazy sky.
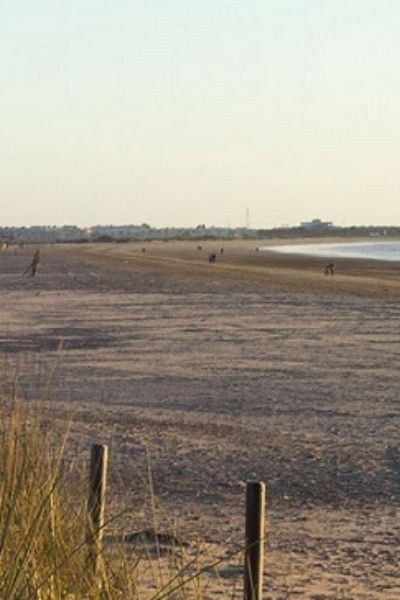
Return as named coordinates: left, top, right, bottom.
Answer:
left=1, top=1, right=400, bottom=228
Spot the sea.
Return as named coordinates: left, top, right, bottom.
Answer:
left=266, top=241, right=400, bottom=262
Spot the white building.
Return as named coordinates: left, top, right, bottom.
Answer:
left=300, top=219, right=333, bottom=232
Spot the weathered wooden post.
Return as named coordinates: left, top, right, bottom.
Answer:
left=87, top=444, right=108, bottom=574
left=244, top=481, right=266, bottom=600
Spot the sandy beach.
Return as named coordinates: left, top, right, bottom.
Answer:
left=1, top=239, right=400, bottom=598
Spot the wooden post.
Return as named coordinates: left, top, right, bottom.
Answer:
left=244, top=481, right=266, bottom=600
left=87, top=444, right=108, bottom=574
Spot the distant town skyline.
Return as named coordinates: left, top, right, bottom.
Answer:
left=0, top=215, right=398, bottom=229
left=0, top=211, right=398, bottom=230
left=0, top=220, right=397, bottom=245
left=2, top=1, right=400, bottom=228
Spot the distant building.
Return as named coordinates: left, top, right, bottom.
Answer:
left=300, top=219, right=333, bottom=232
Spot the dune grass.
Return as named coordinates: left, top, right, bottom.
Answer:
left=0, top=376, right=243, bottom=599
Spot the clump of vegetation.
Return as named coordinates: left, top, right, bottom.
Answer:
left=0, top=393, right=92, bottom=598
left=0, top=385, right=240, bottom=599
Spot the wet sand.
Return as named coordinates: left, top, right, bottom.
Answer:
left=1, top=239, right=400, bottom=598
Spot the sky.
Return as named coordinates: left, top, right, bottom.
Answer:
left=1, top=0, right=400, bottom=228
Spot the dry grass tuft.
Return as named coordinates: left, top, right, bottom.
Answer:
left=0, top=378, right=241, bottom=599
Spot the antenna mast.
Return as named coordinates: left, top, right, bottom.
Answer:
left=245, top=207, right=250, bottom=229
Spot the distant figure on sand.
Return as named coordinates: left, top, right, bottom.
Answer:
left=197, top=245, right=202, bottom=251
left=23, top=249, right=40, bottom=277
left=220, top=248, right=224, bottom=255
left=208, top=253, right=216, bottom=263
left=324, top=262, right=336, bottom=276
left=141, top=247, right=146, bottom=253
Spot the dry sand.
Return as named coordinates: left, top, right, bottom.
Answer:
left=1, top=239, right=400, bottom=599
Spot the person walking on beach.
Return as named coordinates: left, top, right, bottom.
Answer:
left=324, top=262, right=336, bottom=276
left=23, top=248, right=40, bottom=277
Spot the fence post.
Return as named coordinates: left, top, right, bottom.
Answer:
left=243, top=481, right=266, bottom=600
left=87, top=444, right=108, bottom=574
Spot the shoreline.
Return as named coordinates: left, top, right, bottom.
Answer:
left=264, top=238, right=400, bottom=262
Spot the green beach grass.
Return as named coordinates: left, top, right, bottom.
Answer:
left=0, top=369, right=242, bottom=599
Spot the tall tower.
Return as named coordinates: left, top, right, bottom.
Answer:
left=245, top=206, right=250, bottom=229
